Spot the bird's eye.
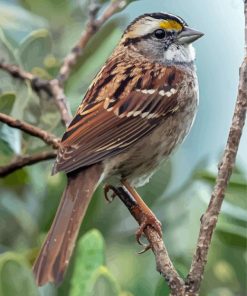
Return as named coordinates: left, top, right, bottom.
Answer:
left=154, top=29, right=166, bottom=39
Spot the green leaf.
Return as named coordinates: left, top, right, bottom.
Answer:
left=18, top=29, right=52, bottom=71
left=125, top=0, right=140, bottom=4
left=0, top=252, right=38, bottom=296
left=20, top=0, right=70, bottom=24
left=119, top=292, right=134, bottom=296
left=90, top=266, right=120, bottom=296
left=0, top=140, right=13, bottom=164
left=207, top=288, right=235, bottom=296
left=0, top=29, right=19, bottom=94
left=0, top=194, right=37, bottom=238
left=138, top=160, right=172, bottom=205
left=0, top=124, right=21, bottom=155
left=0, top=92, right=16, bottom=114
left=70, top=229, right=105, bottom=296
left=194, top=169, right=247, bottom=189
left=0, top=2, right=47, bottom=44
left=221, top=200, right=247, bottom=223
left=155, top=278, right=170, bottom=296
left=195, top=167, right=247, bottom=225
left=0, top=92, right=21, bottom=157
left=31, top=66, right=51, bottom=80
left=216, top=223, right=247, bottom=249
left=0, top=29, right=31, bottom=117
left=0, top=27, right=16, bottom=62
left=0, top=168, right=29, bottom=187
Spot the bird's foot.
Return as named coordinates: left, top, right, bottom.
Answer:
left=136, top=213, right=162, bottom=253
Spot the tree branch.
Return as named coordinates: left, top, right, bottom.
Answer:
left=0, top=62, right=33, bottom=81
left=0, top=113, right=60, bottom=149
left=0, top=61, right=71, bottom=126
left=0, top=151, right=57, bottom=177
left=0, top=1, right=126, bottom=127
left=0, top=62, right=53, bottom=96
left=48, top=79, right=72, bottom=126
left=0, top=0, right=127, bottom=174
left=57, top=0, right=127, bottom=85
left=185, top=3, right=247, bottom=293
left=115, top=186, right=185, bottom=296
left=0, top=113, right=59, bottom=177
left=51, top=0, right=127, bottom=123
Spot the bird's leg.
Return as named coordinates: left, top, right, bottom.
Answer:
left=103, top=182, right=162, bottom=252
left=103, top=185, right=149, bottom=249
left=103, top=184, right=118, bottom=203
left=121, top=180, right=163, bottom=248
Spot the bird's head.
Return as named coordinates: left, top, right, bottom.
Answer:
left=121, top=13, right=203, bottom=65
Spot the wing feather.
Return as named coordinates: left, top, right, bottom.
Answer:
left=52, top=62, right=187, bottom=174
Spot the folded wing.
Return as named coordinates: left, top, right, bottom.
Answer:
left=53, top=61, right=185, bottom=174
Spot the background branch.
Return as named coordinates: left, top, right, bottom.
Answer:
left=0, top=0, right=127, bottom=127
left=0, top=62, right=34, bottom=81
left=0, top=61, right=71, bottom=126
left=58, top=0, right=127, bottom=85
left=0, top=61, right=53, bottom=96
left=0, top=151, right=57, bottom=177
left=0, top=113, right=60, bottom=177
left=0, top=0, right=126, bottom=175
left=116, top=187, right=186, bottom=296
left=0, top=113, right=60, bottom=149
left=185, top=4, right=247, bottom=292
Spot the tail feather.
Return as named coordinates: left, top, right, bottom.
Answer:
left=33, top=164, right=103, bottom=286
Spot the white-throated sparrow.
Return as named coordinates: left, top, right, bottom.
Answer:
left=33, top=12, right=203, bottom=286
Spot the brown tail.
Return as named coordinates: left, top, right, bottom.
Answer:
left=33, top=164, right=103, bottom=286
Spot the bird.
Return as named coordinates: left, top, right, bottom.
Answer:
left=33, top=12, right=203, bottom=286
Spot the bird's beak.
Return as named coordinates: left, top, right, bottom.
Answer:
left=177, top=26, right=204, bottom=44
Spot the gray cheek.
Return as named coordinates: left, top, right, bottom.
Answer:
left=136, top=39, right=166, bottom=61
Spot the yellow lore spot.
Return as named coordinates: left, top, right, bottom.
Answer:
left=159, top=20, right=183, bottom=31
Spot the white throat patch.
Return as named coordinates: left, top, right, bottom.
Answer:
left=164, top=44, right=195, bottom=64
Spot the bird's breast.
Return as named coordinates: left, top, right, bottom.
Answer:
left=104, top=72, right=199, bottom=187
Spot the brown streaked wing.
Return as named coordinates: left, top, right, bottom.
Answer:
left=52, top=64, right=185, bottom=174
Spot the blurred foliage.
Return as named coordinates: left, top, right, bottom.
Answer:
left=0, top=0, right=246, bottom=296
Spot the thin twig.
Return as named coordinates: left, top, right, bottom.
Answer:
left=50, top=0, right=127, bottom=124
left=52, top=0, right=127, bottom=124
left=0, top=0, right=127, bottom=174
left=0, top=113, right=60, bottom=149
left=0, top=151, right=57, bottom=177
left=0, top=62, right=34, bottom=80
left=57, top=0, right=127, bottom=85
left=49, top=79, right=72, bottom=126
left=0, top=1, right=126, bottom=127
left=185, top=3, right=247, bottom=294
left=115, top=187, right=185, bottom=296
left=0, top=62, right=53, bottom=96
